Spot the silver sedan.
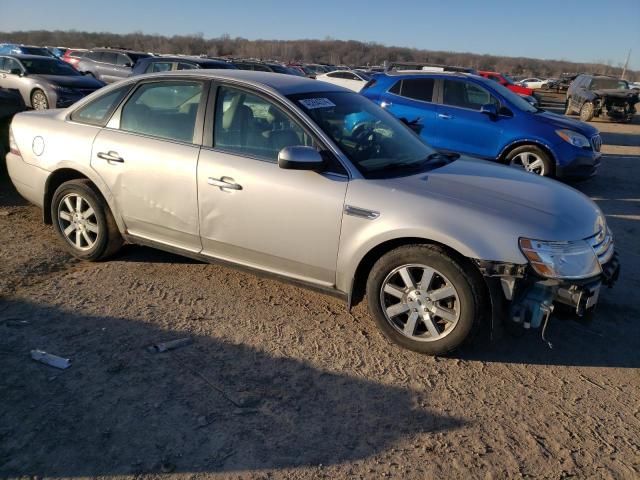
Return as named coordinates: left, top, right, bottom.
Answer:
left=6, top=70, right=619, bottom=354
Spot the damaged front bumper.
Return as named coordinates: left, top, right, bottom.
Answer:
left=477, top=251, right=620, bottom=334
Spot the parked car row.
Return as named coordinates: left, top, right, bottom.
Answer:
left=5, top=69, right=620, bottom=355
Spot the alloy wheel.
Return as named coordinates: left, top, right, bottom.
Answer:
left=510, top=152, right=546, bottom=175
left=379, top=264, right=460, bottom=342
left=32, top=91, right=49, bottom=110
left=57, top=193, right=99, bottom=251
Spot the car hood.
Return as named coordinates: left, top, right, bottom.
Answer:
left=31, top=74, right=104, bottom=89
left=530, top=110, right=599, bottom=137
left=380, top=158, right=603, bottom=243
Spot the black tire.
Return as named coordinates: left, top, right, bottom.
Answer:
left=579, top=102, right=595, bottom=122
left=51, top=179, right=122, bottom=261
left=564, top=97, right=574, bottom=115
left=31, top=89, right=49, bottom=110
left=366, top=244, right=483, bottom=355
left=505, top=144, right=554, bottom=177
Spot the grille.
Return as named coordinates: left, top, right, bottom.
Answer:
left=588, top=227, right=614, bottom=265
left=591, top=135, right=602, bottom=152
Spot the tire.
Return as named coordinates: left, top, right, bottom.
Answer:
left=366, top=244, right=483, bottom=355
left=579, top=102, right=595, bottom=122
left=564, top=97, right=574, bottom=115
left=51, top=179, right=122, bottom=261
left=31, top=89, right=49, bottom=110
left=505, top=145, right=554, bottom=177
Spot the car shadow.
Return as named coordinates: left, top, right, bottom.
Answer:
left=599, top=131, right=640, bottom=147
left=0, top=298, right=462, bottom=477
left=0, top=171, right=28, bottom=208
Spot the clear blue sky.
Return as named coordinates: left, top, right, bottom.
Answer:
left=1, top=0, right=639, bottom=69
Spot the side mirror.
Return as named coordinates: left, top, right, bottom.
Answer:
left=278, top=146, right=325, bottom=172
left=9, top=68, right=23, bottom=76
left=480, top=103, right=498, bottom=117
left=124, top=62, right=133, bottom=68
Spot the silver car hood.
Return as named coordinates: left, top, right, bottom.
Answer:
left=389, top=158, right=603, bottom=241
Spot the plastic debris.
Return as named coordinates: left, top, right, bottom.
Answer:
left=31, top=350, right=71, bottom=369
left=146, top=337, right=192, bottom=353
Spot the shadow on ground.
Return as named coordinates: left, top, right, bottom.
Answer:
left=0, top=299, right=461, bottom=477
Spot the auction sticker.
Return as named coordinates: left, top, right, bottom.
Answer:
left=299, top=98, right=336, bottom=109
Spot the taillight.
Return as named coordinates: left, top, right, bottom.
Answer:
left=9, top=127, right=22, bottom=158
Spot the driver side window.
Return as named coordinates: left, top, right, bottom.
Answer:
left=213, top=86, right=313, bottom=162
left=442, top=80, right=498, bottom=110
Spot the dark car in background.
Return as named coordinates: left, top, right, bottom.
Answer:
left=75, top=48, right=151, bottom=83
left=0, top=87, right=26, bottom=168
left=0, top=55, right=105, bottom=109
left=0, top=44, right=55, bottom=57
left=566, top=74, right=638, bottom=122
left=131, top=56, right=236, bottom=75
left=233, top=60, right=301, bottom=75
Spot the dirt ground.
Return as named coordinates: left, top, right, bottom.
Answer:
left=1, top=91, right=639, bottom=479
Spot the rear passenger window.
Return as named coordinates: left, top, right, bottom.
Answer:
left=70, top=85, right=131, bottom=126
left=116, top=54, right=131, bottom=66
left=388, top=80, right=402, bottom=95
left=119, top=81, right=203, bottom=143
left=147, top=62, right=173, bottom=73
left=401, top=78, right=434, bottom=102
left=102, top=53, right=117, bottom=65
left=87, top=52, right=102, bottom=61
left=214, top=86, right=313, bottom=162
left=177, top=62, right=197, bottom=70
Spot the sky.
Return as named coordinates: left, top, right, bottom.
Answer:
left=1, top=0, right=639, bottom=69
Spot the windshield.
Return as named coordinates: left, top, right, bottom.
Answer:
left=591, top=78, right=628, bottom=90
left=480, top=78, right=538, bottom=113
left=21, top=58, right=80, bottom=76
left=289, top=91, right=440, bottom=178
left=127, top=53, right=151, bottom=64
left=21, top=46, right=54, bottom=57
left=502, top=74, right=516, bottom=85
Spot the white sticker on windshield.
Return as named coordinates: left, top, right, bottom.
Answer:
left=299, top=98, right=336, bottom=109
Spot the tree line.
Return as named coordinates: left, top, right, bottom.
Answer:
left=2, top=30, right=637, bottom=81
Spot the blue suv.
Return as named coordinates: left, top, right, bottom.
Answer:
left=360, top=72, right=602, bottom=178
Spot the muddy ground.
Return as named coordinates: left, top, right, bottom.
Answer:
left=0, top=91, right=639, bottom=479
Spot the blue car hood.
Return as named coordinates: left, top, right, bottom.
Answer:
left=531, top=110, right=599, bottom=137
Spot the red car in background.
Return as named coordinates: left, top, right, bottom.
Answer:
left=478, top=71, right=534, bottom=96
left=60, top=49, right=87, bottom=68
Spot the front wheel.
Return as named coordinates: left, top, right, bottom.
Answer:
left=580, top=102, right=595, bottom=122
left=31, top=89, right=49, bottom=110
left=51, top=179, right=122, bottom=261
left=506, top=145, right=553, bottom=177
left=366, top=245, right=482, bottom=355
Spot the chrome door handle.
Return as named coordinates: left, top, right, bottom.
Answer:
left=97, top=151, right=124, bottom=163
left=207, top=177, right=242, bottom=190
left=438, top=113, right=452, bottom=119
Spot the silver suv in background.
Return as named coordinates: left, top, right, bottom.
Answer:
left=75, top=48, right=151, bottom=83
left=6, top=71, right=619, bottom=355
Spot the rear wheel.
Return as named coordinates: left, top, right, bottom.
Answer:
left=31, top=89, right=49, bottom=110
left=506, top=145, right=553, bottom=177
left=51, top=179, right=122, bottom=261
left=564, top=97, right=574, bottom=115
left=580, top=102, right=595, bottom=122
left=366, top=245, right=482, bottom=355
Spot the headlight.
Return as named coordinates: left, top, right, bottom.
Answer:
left=54, top=85, right=76, bottom=94
left=519, top=237, right=601, bottom=279
left=556, top=129, right=590, bottom=148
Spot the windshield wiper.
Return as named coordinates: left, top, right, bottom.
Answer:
left=426, top=152, right=460, bottom=161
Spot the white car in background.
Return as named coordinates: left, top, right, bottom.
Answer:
left=518, top=77, right=549, bottom=89
left=316, top=70, right=372, bottom=92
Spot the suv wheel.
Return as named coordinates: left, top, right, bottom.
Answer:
left=564, top=97, right=574, bottom=115
left=31, top=89, right=49, bottom=110
left=51, top=179, right=122, bottom=261
left=506, top=145, right=553, bottom=176
left=580, top=102, right=595, bottom=122
left=366, top=245, right=482, bottom=355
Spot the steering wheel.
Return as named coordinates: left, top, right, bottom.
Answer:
left=351, top=122, right=381, bottom=156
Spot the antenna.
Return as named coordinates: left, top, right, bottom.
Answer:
left=621, top=49, right=631, bottom=80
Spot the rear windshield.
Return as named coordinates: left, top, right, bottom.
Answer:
left=21, top=46, right=53, bottom=56
left=22, top=58, right=81, bottom=76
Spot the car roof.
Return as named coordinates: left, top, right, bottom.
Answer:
left=2, top=54, right=59, bottom=60
left=380, top=71, right=470, bottom=78
left=137, top=70, right=348, bottom=95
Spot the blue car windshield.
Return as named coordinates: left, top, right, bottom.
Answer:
left=483, top=79, right=539, bottom=112
left=290, top=91, right=439, bottom=178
